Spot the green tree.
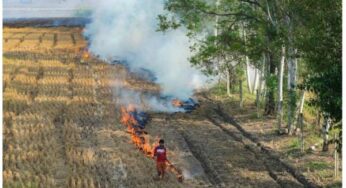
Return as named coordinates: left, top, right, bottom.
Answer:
left=292, top=0, right=342, bottom=150
left=158, top=0, right=342, bottom=147
left=158, top=0, right=284, bottom=115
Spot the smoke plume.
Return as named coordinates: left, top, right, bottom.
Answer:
left=84, top=0, right=208, bottom=103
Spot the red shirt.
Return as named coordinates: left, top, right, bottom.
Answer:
left=154, top=145, right=167, bottom=162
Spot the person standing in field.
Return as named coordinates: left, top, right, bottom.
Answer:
left=153, top=139, right=167, bottom=180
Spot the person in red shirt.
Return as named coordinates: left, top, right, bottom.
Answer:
left=153, top=139, right=167, bottom=179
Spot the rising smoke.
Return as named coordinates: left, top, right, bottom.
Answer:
left=84, top=0, right=208, bottom=107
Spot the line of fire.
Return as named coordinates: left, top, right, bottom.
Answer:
left=120, top=104, right=184, bottom=182
left=81, top=47, right=200, bottom=182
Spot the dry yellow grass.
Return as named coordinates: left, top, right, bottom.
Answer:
left=3, top=32, right=15, bottom=38
left=3, top=58, right=29, bottom=66
left=39, top=60, right=69, bottom=67
left=40, top=33, right=55, bottom=49
left=13, top=74, right=37, bottom=85
left=38, top=76, right=69, bottom=85
left=4, top=39, right=21, bottom=51
left=3, top=88, right=30, bottom=102
left=17, top=35, right=41, bottom=50
left=35, top=96, right=70, bottom=103
left=3, top=27, right=85, bottom=52
left=55, top=33, right=74, bottom=49
left=3, top=73, right=11, bottom=82
left=73, top=78, right=95, bottom=87
left=10, top=32, right=28, bottom=39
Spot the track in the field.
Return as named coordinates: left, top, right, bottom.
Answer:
left=158, top=99, right=316, bottom=188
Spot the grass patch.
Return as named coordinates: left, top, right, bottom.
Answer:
left=305, top=133, right=321, bottom=146
left=210, top=83, right=228, bottom=97
left=288, top=138, right=300, bottom=149
left=304, top=103, right=317, bottom=114
left=249, top=112, right=259, bottom=120
left=286, top=148, right=302, bottom=158
left=326, top=181, right=342, bottom=188
left=307, top=161, right=330, bottom=171
left=285, top=138, right=304, bottom=158
left=243, top=92, right=256, bottom=102
left=316, top=169, right=334, bottom=179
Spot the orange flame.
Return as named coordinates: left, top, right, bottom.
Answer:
left=119, top=105, right=183, bottom=182
left=142, top=135, right=153, bottom=156
left=172, top=99, right=183, bottom=107
left=82, top=49, right=90, bottom=61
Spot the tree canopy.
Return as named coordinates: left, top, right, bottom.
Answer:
left=158, top=0, right=341, bottom=123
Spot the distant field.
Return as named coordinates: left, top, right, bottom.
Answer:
left=3, top=27, right=87, bottom=52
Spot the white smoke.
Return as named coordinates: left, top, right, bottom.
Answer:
left=113, top=85, right=184, bottom=113
left=84, top=0, right=208, bottom=100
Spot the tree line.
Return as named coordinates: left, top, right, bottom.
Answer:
left=157, top=0, right=341, bottom=152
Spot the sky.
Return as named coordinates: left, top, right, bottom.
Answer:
left=3, top=0, right=93, bottom=18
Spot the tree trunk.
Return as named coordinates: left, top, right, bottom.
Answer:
left=286, top=15, right=298, bottom=135
left=264, top=52, right=276, bottom=115
left=299, top=91, right=305, bottom=114
left=277, top=46, right=285, bottom=132
left=252, top=68, right=259, bottom=93
left=226, top=67, right=231, bottom=97
left=239, top=79, right=243, bottom=108
left=317, top=111, right=322, bottom=130
left=287, top=48, right=298, bottom=134
left=299, top=113, right=304, bottom=152
left=292, top=91, right=306, bottom=134
left=246, top=57, right=253, bottom=94
left=334, top=133, right=339, bottom=178
left=259, top=53, right=266, bottom=93
left=214, top=0, right=220, bottom=39
left=242, top=23, right=253, bottom=95
left=298, top=91, right=305, bottom=151
left=322, top=116, right=331, bottom=151
left=256, top=89, right=260, bottom=118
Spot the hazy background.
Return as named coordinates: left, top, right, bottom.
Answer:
left=4, top=0, right=93, bottom=18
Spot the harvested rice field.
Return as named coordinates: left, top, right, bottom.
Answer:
left=3, top=26, right=325, bottom=188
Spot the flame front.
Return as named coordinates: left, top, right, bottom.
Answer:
left=171, top=99, right=183, bottom=107
left=120, top=105, right=156, bottom=156
left=81, top=49, right=90, bottom=61
left=119, top=105, right=183, bottom=182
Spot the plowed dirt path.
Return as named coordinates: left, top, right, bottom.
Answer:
left=145, top=96, right=314, bottom=188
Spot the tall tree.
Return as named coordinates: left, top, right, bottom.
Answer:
left=158, top=1, right=341, bottom=147
left=292, top=0, right=341, bottom=148
left=277, top=46, right=285, bottom=132
left=158, top=0, right=282, bottom=115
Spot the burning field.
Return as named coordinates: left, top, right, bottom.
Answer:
left=2, top=26, right=209, bottom=187
left=3, top=26, right=320, bottom=188
left=3, top=26, right=186, bottom=187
